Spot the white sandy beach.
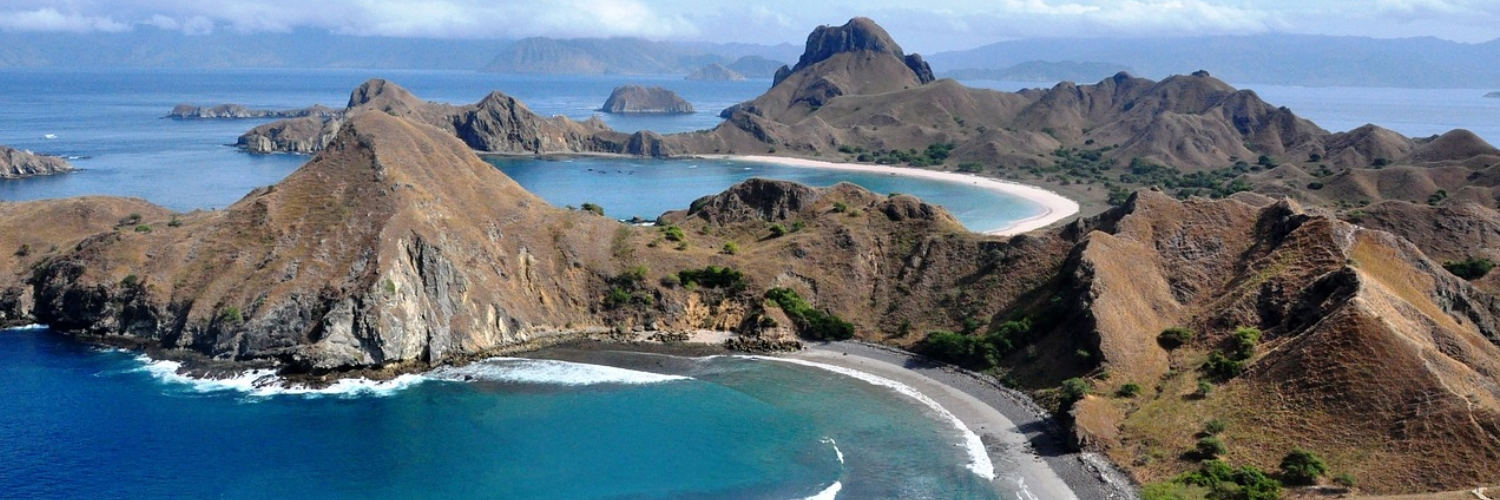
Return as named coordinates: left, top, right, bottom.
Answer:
left=785, top=346, right=1085, bottom=500
left=701, top=155, right=1081, bottom=236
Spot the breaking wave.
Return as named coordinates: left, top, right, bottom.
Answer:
left=428, top=357, right=691, bottom=386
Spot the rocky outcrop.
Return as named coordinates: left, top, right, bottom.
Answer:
left=686, top=63, right=745, bottom=81
left=239, top=79, right=619, bottom=155
left=166, top=104, right=339, bottom=119
left=1, top=145, right=74, bottom=179
left=598, top=85, right=694, bottom=114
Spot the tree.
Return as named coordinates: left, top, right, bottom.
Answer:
left=1279, top=448, right=1328, bottom=485
left=1060, top=377, right=1091, bottom=405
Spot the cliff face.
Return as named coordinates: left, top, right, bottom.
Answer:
left=239, top=79, right=624, bottom=156
left=33, top=113, right=622, bottom=370
left=1, top=146, right=74, bottom=179
left=598, top=85, right=694, bottom=114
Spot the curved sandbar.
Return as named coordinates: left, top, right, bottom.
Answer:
left=788, top=342, right=1137, bottom=500
left=700, top=155, right=1081, bottom=236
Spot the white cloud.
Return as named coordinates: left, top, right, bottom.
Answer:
left=0, top=8, right=130, bottom=33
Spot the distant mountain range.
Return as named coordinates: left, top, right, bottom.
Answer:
left=940, top=61, right=1132, bottom=83
left=0, top=28, right=1496, bottom=88
left=926, top=34, right=1500, bottom=88
left=480, top=37, right=798, bottom=76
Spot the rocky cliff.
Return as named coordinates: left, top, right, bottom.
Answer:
left=239, top=79, right=626, bottom=156
left=1, top=145, right=74, bottom=179
left=598, top=85, right=694, bottom=114
left=166, top=104, right=339, bottom=119
left=12, top=96, right=1500, bottom=494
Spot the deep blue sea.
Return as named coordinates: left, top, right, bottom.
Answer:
left=0, top=326, right=1003, bottom=500
left=0, top=68, right=1493, bottom=499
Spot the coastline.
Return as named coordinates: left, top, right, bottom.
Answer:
left=699, top=154, right=1082, bottom=236
left=784, top=342, right=1137, bottom=500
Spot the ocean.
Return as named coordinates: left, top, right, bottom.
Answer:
left=0, top=68, right=1493, bottom=499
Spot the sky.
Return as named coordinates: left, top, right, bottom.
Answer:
left=0, top=0, right=1496, bottom=52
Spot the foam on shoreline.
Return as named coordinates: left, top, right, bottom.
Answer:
left=701, top=155, right=1081, bottom=236
left=743, top=355, right=997, bottom=481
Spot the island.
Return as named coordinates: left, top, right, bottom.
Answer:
left=1486, top=91, right=1500, bottom=98
left=166, top=103, right=341, bottom=119
left=9, top=16, right=1500, bottom=499
left=686, top=63, right=746, bottom=81
left=598, top=85, right=694, bottom=114
left=1, top=145, right=74, bottom=179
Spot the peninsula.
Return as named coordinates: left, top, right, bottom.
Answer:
left=1, top=145, right=74, bottom=179
left=4, top=16, right=1499, bottom=499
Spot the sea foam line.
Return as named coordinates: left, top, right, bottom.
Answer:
left=745, top=356, right=997, bottom=481
left=427, top=357, right=691, bottom=386
left=1, top=324, right=48, bottom=332
left=801, top=481, right=842, bottom=500
left=136, top=356, right=426, bottom=398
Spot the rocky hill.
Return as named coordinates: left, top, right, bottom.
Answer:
left=1, top=145, right=75, bottom=179
left=11, top=89, right=1500, bottom=495
left=166, top=103, right=340, bottom=119
left=686, top=63, right=745, bottom=81
left=598, top=85, right=694, bottom=114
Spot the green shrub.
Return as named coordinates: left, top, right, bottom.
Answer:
left=219, top=306, right=244, bottom=325
left=832, top=201, right=849, bottom=213
left=721, top=242, right=739, bottom=255
left=167, top=216, right=183, bottom=228
left=1196, top=436, right=1227, bottom=458
left=660, top=225, right=686, bottom=242
left=134, top=225, right=152, bottom=233
left=768, top=224, right=788, bottom=237
left=1444, top=257, right=1496, bottom=280
left=1158, top=326, right=1195, bottom=349
left=1332, top=472, right=1356, bottom=488
left=1118, top=382, right=1143, bottom=398
left=14, top=244, right=30, bottom=257
left=1060, top=377, right=1091, bottom=404
left=765, top=287, right=854, bottom=340
left=1204, top=419, right=1227, bottom=435
left=1307, top=181, right=1324, bottom=190
left=120, top=274, right=140, bottom=289
left=1196, top=380, right=1214, bottom=397
left=1279, top=448, right=1328, bottom=485
left=677, top=266, right=747, bottom=292
left=581, top=202, right=605, bottom=216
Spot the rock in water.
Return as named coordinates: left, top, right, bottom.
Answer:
left=598, top=85, right=694, bottom=114
left=686, top=63, right=746, bottom=81
left=0, top=145, right=74, bottom=179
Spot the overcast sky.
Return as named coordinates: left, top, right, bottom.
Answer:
left=0, top=0, right=1496, bottom=52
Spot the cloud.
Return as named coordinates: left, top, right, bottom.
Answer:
left=0, top=8, right=130, bottom=33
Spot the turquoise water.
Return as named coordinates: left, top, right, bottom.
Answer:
left=491, top=156, right=1042, bottom=232
left=0, top=327, right=1004, bottom=499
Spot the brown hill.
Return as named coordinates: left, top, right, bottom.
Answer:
left=1, top=145, right=74, bottom=179
left=0, top=197, right=169, bottom=325
left=11, top=104, right=1500, bottom=495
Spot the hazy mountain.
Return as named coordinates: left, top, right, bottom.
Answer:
left=941, top=61, right=1132, bottom=83
left=481, top=37, right=798, bottom=75
left=0, top=29, right=511, bottom=70
left=928, top=34, right=1500, bottom=88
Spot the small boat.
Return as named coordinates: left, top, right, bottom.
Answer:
left=43, top=134, right=56, bottom=140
